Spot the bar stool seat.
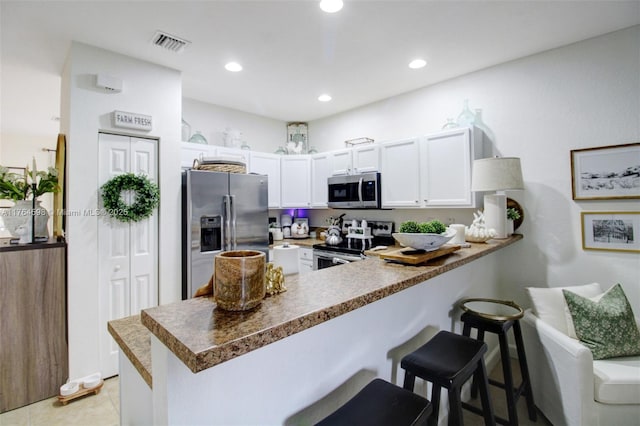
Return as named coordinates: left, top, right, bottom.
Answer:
left=315, top=378, right=433, bottom=426
left=401, top=330, right=495, bottom=426
left=460, top=298, right=537, bottom=426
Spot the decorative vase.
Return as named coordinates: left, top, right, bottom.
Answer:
left=507, top=219, right=515, bottom=236
left=456, top=99, right=476, bottom=127
left=2, top=199, right=49, bottom=238
left=214, top=250, right=266, bottom=311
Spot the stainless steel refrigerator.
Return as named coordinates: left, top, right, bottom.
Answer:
left=182, top=170, right=269, bottom=299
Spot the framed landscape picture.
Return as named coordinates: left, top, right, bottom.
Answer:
left=581, top=211, right=640, bottom=253
left=571, top=143, right=640, bottom=200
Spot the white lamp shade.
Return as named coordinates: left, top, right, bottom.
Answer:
left=471, top=157, right=524, bottom=192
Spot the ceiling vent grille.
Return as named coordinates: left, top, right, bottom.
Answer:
left=151, top=31, right=190, bottom=53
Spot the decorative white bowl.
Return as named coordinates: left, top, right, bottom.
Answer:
left=392, top=228, right=457, bottom=252
left=82, top=373, right=102, bottom=389
left=60, top=381, right=79, bottom=396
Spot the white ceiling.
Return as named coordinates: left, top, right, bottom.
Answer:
left=1, top=1, right=639, bottom=124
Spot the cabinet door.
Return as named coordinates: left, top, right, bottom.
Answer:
left=0, top=246, right=67, bottom=412
left=330, top=149, right=353, bottom=175
left=249, top=152, right=281, bottom=208
left=298, top=248, right=314, bottom=275
left=280, top=156, right=311, bottom=208
left=380, top=138, right=421, bottom=208
left=420, top=128, right=473, bottom=206
left=310, top=153, right=331, bottom=207
left=352, top=145, right=380, bottom=174
left=180, top=142, right=208, bottom=168
left=216, top=147, right=251, bottom=168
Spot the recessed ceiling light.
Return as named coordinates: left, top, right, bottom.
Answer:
left=319, top=0, right=343, bottom=13
left=318, top=94, right=332, bottom=102
left=225, top=62, right=243, bottom=72
left=408, top=59, right=427, bottom=69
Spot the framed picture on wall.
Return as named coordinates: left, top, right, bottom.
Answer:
left=581, top=211, right=640, bottom=253
left=571, top=142, right=640, bottom=200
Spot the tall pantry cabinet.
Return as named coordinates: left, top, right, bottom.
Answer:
left=0, top=242, right=68, bottom=413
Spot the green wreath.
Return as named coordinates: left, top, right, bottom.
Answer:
left=101, top=173, right=159, bottom=222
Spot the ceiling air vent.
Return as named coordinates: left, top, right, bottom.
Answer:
left=151, top=31, right=190, bottom=53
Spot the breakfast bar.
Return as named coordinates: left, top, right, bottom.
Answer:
left=109, top=236, right=521, bottom=425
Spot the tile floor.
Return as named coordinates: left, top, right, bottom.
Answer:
left=0, top=377, right=120, bottom=426
left=1, top=360, right=551, bottom=426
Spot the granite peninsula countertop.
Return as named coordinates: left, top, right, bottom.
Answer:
left=112, top=235, right=521, bottom=377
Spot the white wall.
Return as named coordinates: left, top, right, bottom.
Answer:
left=60, top=42, right=182, bottom=378
left=308, top=26, right=640, bottom=312
left=182, top=98, right=286, bottom=152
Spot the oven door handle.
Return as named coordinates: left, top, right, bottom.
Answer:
left=316, top=253, right=363, bottom=262
left=358, top=177, right=363, bottom=205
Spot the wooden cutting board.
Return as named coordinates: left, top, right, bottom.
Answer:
left=379, top=245, right=461, bottom=265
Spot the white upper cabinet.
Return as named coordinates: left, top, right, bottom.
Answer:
left=419, top=127, right=481, bottom=208
left=280, top=156, right=311, bottom=208
left=352, top=144, right=380, bottom=174
left=380, top=138, right=421, bottom=208
left=249, top=152, right=281, bottom=208
left=180, top=142, right=212, bottom=169
left=310, top=153, right=332, bottom=207
left=329, top=145, right=380, bottom=176
left=216, top=147, right=251, bottom=168
left=330, top=149, right=352, bottom=175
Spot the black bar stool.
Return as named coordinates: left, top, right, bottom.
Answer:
left=459, top=298, right=537, bottom=426
left=315, top=378, right=433, bottom=426
left=401, top=330, right=495, bottom=426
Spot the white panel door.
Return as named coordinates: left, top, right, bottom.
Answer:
left=129, top=137, right=158, bottom=313
left=98, top=133, right=158, bottom=378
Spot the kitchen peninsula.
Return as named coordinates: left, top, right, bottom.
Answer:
left=109, top=236, right=521, bottom=425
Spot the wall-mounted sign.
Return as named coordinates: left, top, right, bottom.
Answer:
left=113, top=110, right=152, bottom=132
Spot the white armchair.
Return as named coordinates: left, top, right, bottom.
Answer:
left=521, top=309, right=640, bottom=426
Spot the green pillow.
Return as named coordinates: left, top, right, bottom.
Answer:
left=563, top=284, right=640, bottom=360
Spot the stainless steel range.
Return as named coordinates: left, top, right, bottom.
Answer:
left=313, top=220, right=394, bottom=270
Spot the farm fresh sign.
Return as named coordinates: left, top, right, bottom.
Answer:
left=113, top=110, right=152, bottom=132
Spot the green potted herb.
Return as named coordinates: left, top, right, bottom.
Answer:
left=507, top=207, right=521, bottom=236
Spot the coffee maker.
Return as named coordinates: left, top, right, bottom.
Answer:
left=281, top=213, right=292, bottom=238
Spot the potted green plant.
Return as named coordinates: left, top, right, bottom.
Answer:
left=506, top=207, right=521, bottom=236
left=0, top=164, right=60, bottom=238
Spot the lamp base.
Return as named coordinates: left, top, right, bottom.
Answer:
left=484, top=194, right=508, bottom=239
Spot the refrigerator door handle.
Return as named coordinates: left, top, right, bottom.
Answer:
left=230, top=194, right=237, bottom=250
left=223, top=195, right=232, bottom=250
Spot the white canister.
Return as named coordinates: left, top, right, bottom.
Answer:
left=450, top=224, right=466, bottom=245
left=272, top=243, right=300, bottom=275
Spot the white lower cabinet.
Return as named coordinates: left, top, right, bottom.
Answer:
left=280, top=156, right=311, bottom=208
left=380, top=138, right=421, bottom=208
left=299, top=248, right=313, bottom=275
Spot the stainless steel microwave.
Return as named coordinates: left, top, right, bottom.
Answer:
left=327, top=172, right=381, bottom=209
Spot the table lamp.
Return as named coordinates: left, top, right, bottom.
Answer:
left=471, top=157, right=524, bottom=239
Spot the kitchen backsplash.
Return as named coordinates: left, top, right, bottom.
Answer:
left=268, top=208, right=478, bottom=230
